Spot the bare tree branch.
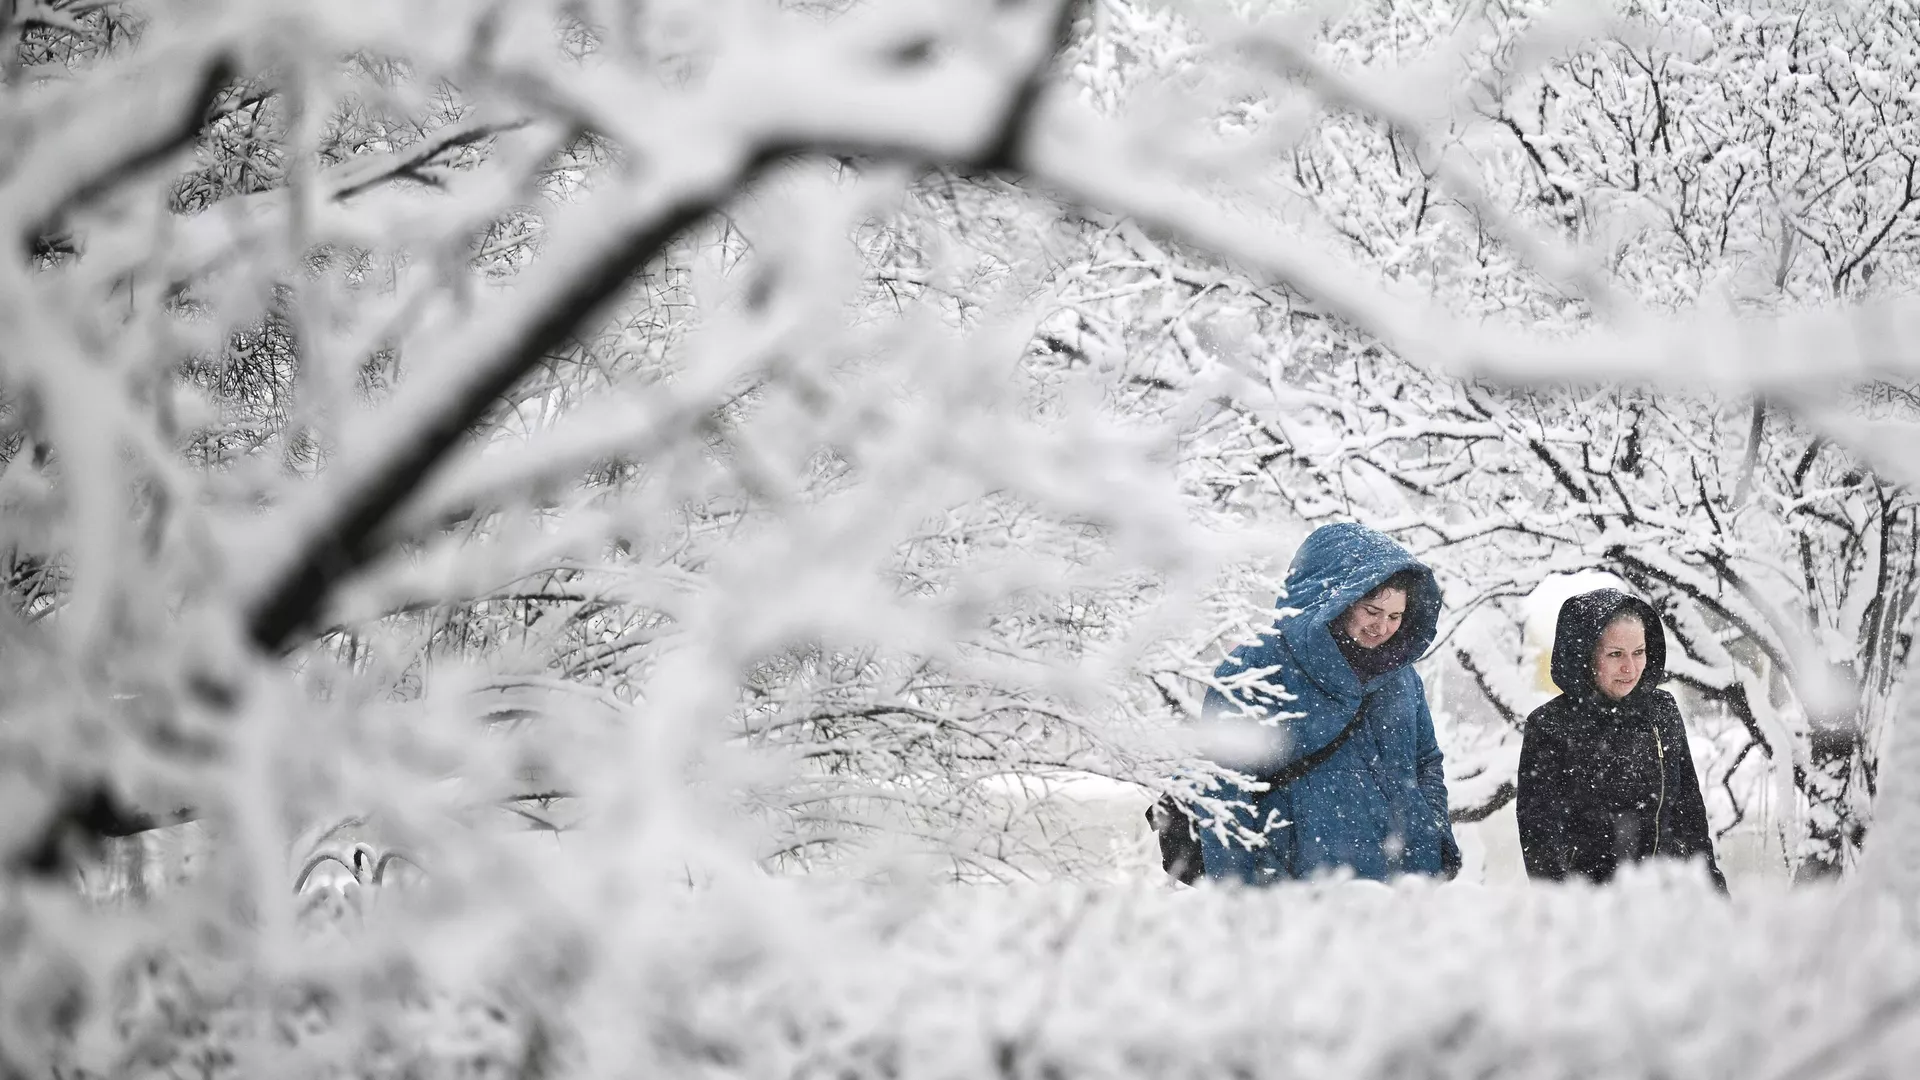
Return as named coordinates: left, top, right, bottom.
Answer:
left=241, top=1, right=1081, bottom=656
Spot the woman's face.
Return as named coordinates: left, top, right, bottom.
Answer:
left=1342, top=587, right=1407, bottom=650
left=1593, top=616, right=1648, bottom=700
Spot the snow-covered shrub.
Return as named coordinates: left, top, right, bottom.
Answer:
left=52, top=872, right=1920, bottom=1080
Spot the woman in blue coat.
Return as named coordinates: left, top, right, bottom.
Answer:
left=1197, top=523, right=1461, bottom=883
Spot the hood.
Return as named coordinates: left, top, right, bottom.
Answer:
left=1277, top=523, right=1442, bottom=694
left=1548, top=588, right=1667, bottom=701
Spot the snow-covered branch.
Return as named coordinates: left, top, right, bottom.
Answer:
left=237, top=0, right=1079, bottom=654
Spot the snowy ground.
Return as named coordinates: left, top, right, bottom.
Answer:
left=89, top=776, right=1788, bottom=906
left=1000, top=775, right=1788, bottom=889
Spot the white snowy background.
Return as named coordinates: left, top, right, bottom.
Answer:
left=6, top=0, right=1920, bottom=1076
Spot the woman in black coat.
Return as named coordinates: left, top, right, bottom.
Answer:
left=1516, top=589, right=1728, bottom=893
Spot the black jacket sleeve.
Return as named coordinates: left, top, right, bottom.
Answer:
left=1657, top=695, right=1730, bottom=895
left=1516, top=706, right=1579, bottom=881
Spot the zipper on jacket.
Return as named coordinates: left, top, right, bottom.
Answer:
left=1649, top=720, right=1667, bottom=852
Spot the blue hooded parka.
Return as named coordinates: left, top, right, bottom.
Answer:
left=1198, top=523, right=1460, bottom=883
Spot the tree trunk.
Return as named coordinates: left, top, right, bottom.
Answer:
left=1793, top=737, right=1865, bottom=884
left=1863, top=675, right=1920, bottom=898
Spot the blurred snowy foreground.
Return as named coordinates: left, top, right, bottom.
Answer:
left=79, top=783, right=1920, bottom=1080
left=98, top=855, right=1920, bottom=1080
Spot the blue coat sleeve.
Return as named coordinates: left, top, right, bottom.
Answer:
left=1196, top=670, right=1288, bottom=884
left=1196, top=781, right=1268, bottom=884
left=1203, top=635, right=1323, bottom=775
left=1412, top=684, right=1463, bottom=878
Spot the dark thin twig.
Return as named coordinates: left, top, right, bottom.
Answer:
left=23, top=51, right=237, bottom=252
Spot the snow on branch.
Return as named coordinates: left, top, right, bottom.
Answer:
left=1229, top=23, right=1625, bottom=317
left=8, top=26, right=237, bottom=249
left=1011, top=47, right=1920, bottom=512
left=236, top=0, right=1080, bottom=655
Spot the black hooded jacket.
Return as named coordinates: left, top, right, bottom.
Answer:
left=1516, top=589, right=1728, bottom=893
